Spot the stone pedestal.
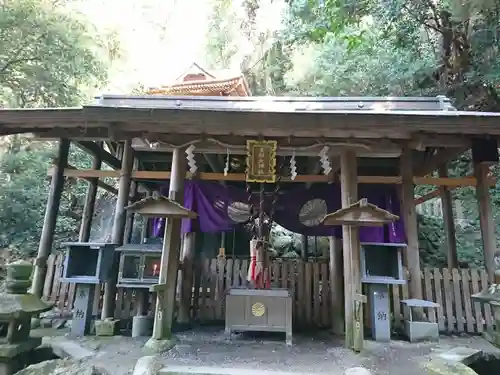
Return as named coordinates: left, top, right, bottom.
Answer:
left=368, top=284, right=390, bottom=342
left=0, top=338, right=41, bottom=375
left=132, top=316, right=153, bottom=337
left=70, top=284, right=96, bottom=337
left=95, top=319, right=120, bottom=336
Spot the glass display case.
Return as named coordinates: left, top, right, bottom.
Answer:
left=116, top=243, right=162, bottom=288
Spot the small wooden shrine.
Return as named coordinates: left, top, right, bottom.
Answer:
left=0, top=63, right=499, bottom=352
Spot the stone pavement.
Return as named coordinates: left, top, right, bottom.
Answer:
left=34, top=327, right=500, bottom=375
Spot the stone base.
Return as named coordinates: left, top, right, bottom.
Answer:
left=0, top=337, right=43, bottom=375
left=94, top=319, right=120, bottom=337
left=404, top=320, right=439, bottom=343
left=132, top=316, right=153, bottom=338
left=143, top=337, right=177, bottom=354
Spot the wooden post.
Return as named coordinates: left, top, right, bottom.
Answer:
left=339, top=149, right=363, bottom=351
left=474, top=163, right=497, bottom=281
left=329, top=236, right=344, bottom=335
left=31, top=139, right=70, bottom=299
left=438, top=165, right=458, bottom=270
left=101, top=140, right=134, bottom=320
left=150, top=147, right=185, bottom=342
left=79, top=142, right=102, bottom=242
left=178, top=231, right=196, bottom=324
left=400, top=145, right=423, bottom=300
left=124, top=159, right=139, bottom=244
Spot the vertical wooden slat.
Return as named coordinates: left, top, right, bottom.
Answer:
left=209, top=259, right=217, bottom=320
left=290, top=261, right=297, bottom=322
left=66, top=283, right=76, bottom=311
left=92, top=284, right=102, bottom=316
left=192, top=261, right=201, bottom=320
left=280, top=261, right=288, bottom=289
left=320, top=262, right=329, bottom=327
left=470, top=268, right=483, bottom=333
left=232, top=258, right=241, bottom=287
left=296, top=261, right=304, bottom=325
left=216, top=258, right=226, bottom=320
left=442, top=268, right=454, bottom=332
left=432, top=268, right=445, bottom=331
left=122, top=289, right=133, bottom=319
left=225, top=258, right=234, bottom=292
left=305, top=262, right=313, bottom=325
left=50, top=254, right=64, bottom=302
left=42, top=254, right=56, bottom=300
left=312, top=262, right=320, bottom=325
left=241, top=259, right=249, bottom=286
left=452, top=268, right=464, bottom=332
left=114, top=288, right=125, bottom=318
left=480, top=269, right=493, bottom=330
left=199, top=258, right=209, bottom=322
left=423, top=269, right=436, bottom=322
left=460, top=268, right=474, bottom=333
left=391, top=284, right=402, bottom=328
left=272, top=261, right=280, bottom=288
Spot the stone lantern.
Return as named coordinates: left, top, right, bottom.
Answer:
left=0, top=260, right=52, bottom=375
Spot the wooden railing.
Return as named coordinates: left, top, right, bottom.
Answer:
left=42, top=253, right=494, bottom=333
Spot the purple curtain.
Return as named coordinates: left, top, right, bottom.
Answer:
left=152, top=180, right=406, bottom=244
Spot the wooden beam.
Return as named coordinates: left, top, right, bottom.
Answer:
left=64, top=163, right=117, bottom=195
left=48, top=168, right=496, bottom=187
left=414, top=190, right=441, bottom=205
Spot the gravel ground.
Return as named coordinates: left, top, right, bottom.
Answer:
left=43, top=327, right=496, bottom=375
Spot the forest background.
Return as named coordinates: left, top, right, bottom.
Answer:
left=2, top=0, right=499, bottom=268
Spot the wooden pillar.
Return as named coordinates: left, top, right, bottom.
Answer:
left=151, top=147, right=186, bottom=341
left=78, top=143, right=102, bottom=242
left=474, top=163, right=497, bottom=281
left=438, top=165, right=458, bottom=270
left=400, top=145, right=423, bottom=300
left=329, top=236, right=344, bottom=335
left=340, top=150, right=363, bottom=351
left=124, top=159, right=139, bottom=244
left=178, top=231, right=196, bottom=324
left=101, top=140, right=134, bottom=319
left=31, top=139, right=70, bottom=299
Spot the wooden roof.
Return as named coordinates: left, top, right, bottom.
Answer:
left=125, top=195, right=197, bottom=218
left=322, top=198, right=399, bottom=226
left=147, top=62, right=251, bottom=97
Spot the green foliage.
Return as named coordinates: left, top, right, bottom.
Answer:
left=0, top=0, right=111, bottom=107
left=0, top=0, right=115, bottom=256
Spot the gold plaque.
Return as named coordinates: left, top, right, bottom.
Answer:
left=246, top=140, right=277, bottom=183
left=251, top=302, right=266, bottom=317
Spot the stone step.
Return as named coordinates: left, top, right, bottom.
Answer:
left=159, top=366, right=320, bottom=375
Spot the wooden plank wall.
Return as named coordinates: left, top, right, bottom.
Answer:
left=43, top=253, right=494, bottom=333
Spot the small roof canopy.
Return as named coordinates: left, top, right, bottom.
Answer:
left=125, top=195, right=197, bottom=219
left=322, top=198, right=399, bottom=226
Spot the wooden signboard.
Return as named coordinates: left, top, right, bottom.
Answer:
left=246, top=140, right=277, bottom=183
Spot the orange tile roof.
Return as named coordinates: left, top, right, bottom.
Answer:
left=148, top=76, right=250, bottom=96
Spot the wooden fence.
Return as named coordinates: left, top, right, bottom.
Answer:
left=42, top=253, right=494, bottom=333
